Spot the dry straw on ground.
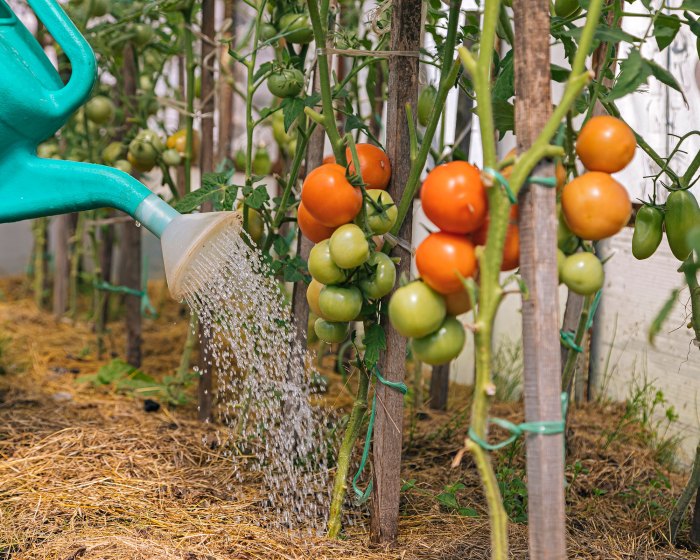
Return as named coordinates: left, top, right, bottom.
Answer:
left=0, top=277, right=699, bottom=559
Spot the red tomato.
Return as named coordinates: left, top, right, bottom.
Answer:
left=416, top=232, right=477, bottom=294
left=297, top=203, right=337, bottom=242
left=471, top=208, right=520, bottom=271
left=420, top=161, right=487, bottom=234
left=301, top=163, right=363, bottom=227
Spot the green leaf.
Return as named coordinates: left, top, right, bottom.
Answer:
left=436, top=492, right=459, bottom=510
left=560, top=24, right=640, bottom=44
left=363, top=323, right=386, bottom=367
left=273, top=235, right=291, bottom=256
left=648, top=289, right=679, bottom=344
left=458, top=507, right=479, bottom=517
left=97, top=359, right=134, bottom=384
left=606, top=49, right=650, bottom=102
left=645, top=58, right=687, bottom=103
left=490, top=99, right=514, bottom=139
left=551, top=64, right=570, bottom=83
left=173, top=172, right=231, bottom=213
left=281, top=255, right=308, bottom=283
left=253, top=61, right=273, bottom=83
left=245, top=185, right=270, bottom=209
left=401, top=479, right=416, bottom=492
left=492, top=51, right=514, bottom=101
left=653, top=14, right=681, bottom=51
left=681, top=0, right=700, bottom=13
left=281, top=97, right=306, bottom=131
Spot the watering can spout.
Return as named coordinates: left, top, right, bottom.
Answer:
left=0, top=149, right=178, bottom=237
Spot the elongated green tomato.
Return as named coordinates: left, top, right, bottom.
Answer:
left=411, top=316, right=466, bottom=365
left=318, top=286, right=363, bottom=322
left=388, top=281, right=446, bottom=338
left=308, top=240, right=347, bottom=285
left=417, top=85, right=437, bottom=127
left=665, top=190, right=700, bottom=261
left=632, top=205, right=664, bottom=260
left=329, top=224, right=369, bottom=269
left=101, top=141, right=124, bottom=164
left=237, top=204, right=264, bottom=244
left=363, top=189, right=398, bottom=234
left=561, top=252, right=604, bottom=295
left=314, top=319, right=350, bottom=344
left=162, top=148, right=182, bottom=167
left=306, top=279, right=327, bottom=319
left=359, top=252, right=397, bottom=299
left=114, top=159, right=132, bottom=174
left=279, top=13, right=314, bottom=44
left=267, top=68, right=305, bottom=98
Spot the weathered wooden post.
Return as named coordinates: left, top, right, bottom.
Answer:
left=513, top=0, right=567, bottom=556
left=197, top=0, right=216, bottom=422
left=369, top=0, right=422, bottom=544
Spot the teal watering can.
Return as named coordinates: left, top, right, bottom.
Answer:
left=0, top=0, right=239, bottom=299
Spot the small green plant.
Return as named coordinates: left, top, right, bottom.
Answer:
left=76, top=358, right=196, bottom=406
left=435, top=482, right=479, bottom=517
left=492, top=337, right=523, bottom=402
left=496, top=440, right=528, bottom=523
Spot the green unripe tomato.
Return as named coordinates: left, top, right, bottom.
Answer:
left=252, top=145, right=272, bottom=175
left=417, top=85, right=437, bottom=127
left=128, top=140, right=158, bottom=167
left=558, top=213, right=579, bottom=254
left=279, top=13, right=314, bottom=44
left=114, top=159, right=133, bottom=174
left=139, top=74, right=154, bottom=92
left=260, top=23, right=278, bottom=42
left=234, top=148, right=246, bottom=172
left=359, top=251, right=396, bottom=300
left=554, top=0, right=581, bottom=17
left=102, top=141, right=124, bottom=164
left=267, top=68, right=305, bottom=98
left=318, top=286, right=363, bottom=322
left=135, top=129, right=164, bottom=152
left=388, top=281, right=446, bottom=338
left=85, top=96, right=115, bottom=125
left=237, top=204, right=265, bottom=244
left=162, top=148, right=182, bottom=167
left=308, top=240, right=347, bottom=285
left=363, top=189, right=398, bottom=234
left=665, top=189, right=700, bottom=261
left=272, top=110, right=296, bottom=152
left=411, top=316, right=466, bottom=365
left=329, top=224, right=370, bottom=269
left=632, top=205, right=663, bottom=260
left=132, top=23, right=154, bottom=47
left=314, top=318, right=350, bottom=344
left=561, top=252, right=604, bottom=295
left=557, top=249, right=566, bottom=280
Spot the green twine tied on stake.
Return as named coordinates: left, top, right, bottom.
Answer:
left=93, top=281, right=157, bottom=318
left=559, top=289, right=603, bottom=353
left=483, top=166, right=557, bottom=206
left=468, top=392, right=569, bottom=452
left=351, top=366, right=408, bottom=505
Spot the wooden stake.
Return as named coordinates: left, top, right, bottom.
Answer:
left=217, top=0, right=236, bottom=163
left=197, top=0, right=216, bottom=422
left=429, top=363, right=450, bottom=411
left=513, top=0, right=566, bottom=557
left=369, top=0, right=422, bottom=544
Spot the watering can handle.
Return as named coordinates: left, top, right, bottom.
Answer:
left=27, top=0, right=96, bottom=115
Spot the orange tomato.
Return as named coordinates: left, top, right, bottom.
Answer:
left=323, top=154, right=336, bottom=164
left=301, top=163, right=363, bottom=227
left=347, top=143, right=391, bottom=190
left=297, top=203, right=337, bottom=242
left=444, top=289, right=472, bottom=315
left=576, top=115, right=636, bottom=173
left=472, top=217, right=520, bottom=271
left=561, top=171, right=632, bottom=240
left=415, top=232, right=477, bottom=294
left=420, top=161, right=487, bottom=234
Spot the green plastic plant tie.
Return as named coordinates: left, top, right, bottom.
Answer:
left=93, top=281, right=157, bottom=318
left=352, top=366, right=408, bottom=505
left=483, top=166, right=516, bottom=204
left=467, top=392, right=568, bottom=451
left=527, top=176, right=557, bottom=187
left=560, top=329, right=583, bottom=353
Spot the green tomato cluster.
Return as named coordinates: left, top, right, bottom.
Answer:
left=307, top=224, right=397, bottom=345
left=388, top=281, right=466, bottom=366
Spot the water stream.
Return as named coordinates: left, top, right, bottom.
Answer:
left=181, top=225, right=332, bottom=532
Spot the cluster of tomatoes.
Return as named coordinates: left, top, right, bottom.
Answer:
left=388, top=161, right=508, bottom=365
left=558, top=115, right=635, bottom=295
left=300, top=144, right=398, bottom=344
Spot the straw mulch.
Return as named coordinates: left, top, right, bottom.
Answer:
left=0, top=277, right=699, bottom=559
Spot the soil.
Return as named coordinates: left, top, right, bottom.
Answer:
left=1, top=277, right=699, bottom=560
